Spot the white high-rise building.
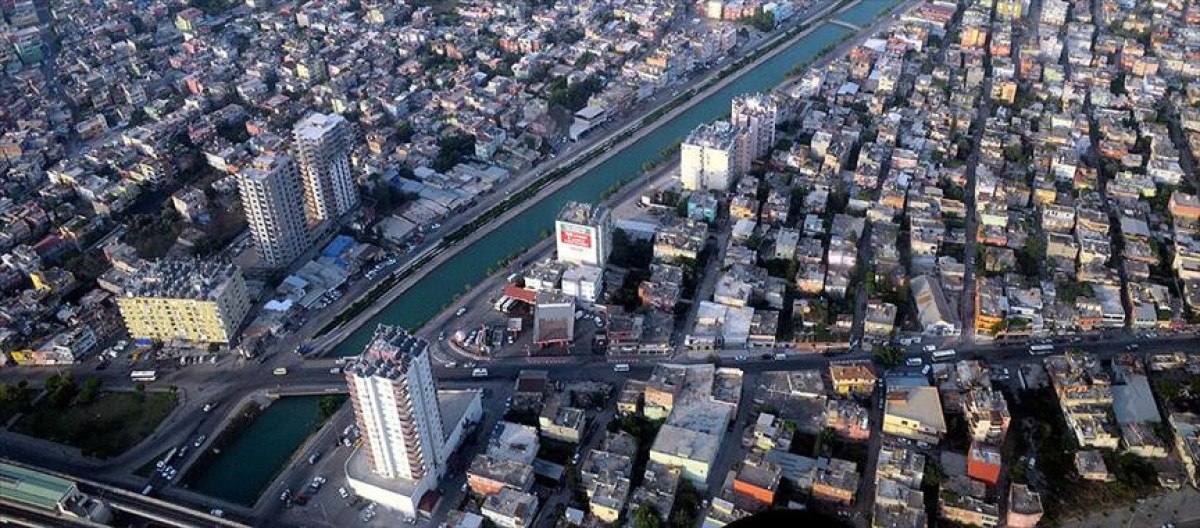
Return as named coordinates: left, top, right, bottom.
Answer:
left=236, top=155, right=311, bottom=268
left=680, top=120, right=750, bottom=192
left=555, top=201, right=612, bottom=268
left=294, top=112, right=358, bottom=229
left=731, top=93, right=778, bottom=160
left=344, top=326, right=481, bottom=518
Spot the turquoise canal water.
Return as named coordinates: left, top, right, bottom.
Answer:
left=839, top=0, right=899, bottom=26
left=187, top=396, right=331, bottom=505
left=331, top=0, right=904, bottom=357
left=195, top=0, right=901, bottom=506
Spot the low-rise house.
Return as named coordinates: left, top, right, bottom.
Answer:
left=730, top=457, right=782, bottom=508
left=938, top=476, right=1000, bottom=527
left=481, top=488, right=538, bottom=528
left=1006, top=484, right=1044, bottom=528
left=467, top=455, right=535, bottom=496
left=650, top=424, right=720, bottom=489
left=811, top=457, right=860, bottom=506
left=538, top=394, right=586, bottom=444
left=1169, top=412, right=1200, bottom=487
left=825, top=398, right=871, bottom=441
left=744, top=413, right=794, bottom=452
left=628, top=462, right=681, bottom=526
left=966, top=442, right=1002, bottom=486
left=1074, top=450, right=1114, bottom=482
left=829, top=361, right=877, bottom=396
left=580, top=432, right=637, bottom=523
left=883, top=387, right=947, bottom=444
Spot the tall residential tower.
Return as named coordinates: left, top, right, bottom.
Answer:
left=680, top=120, right=750, bottom=192
left=555, top=201, right=612, bottom=268
left=731, top=93, right=778, bottom=160
left=293, top=112, right=358, bottom=229
left=344, top=326, right=481, bottom=517
left=236, top=155, right=311, bottom=268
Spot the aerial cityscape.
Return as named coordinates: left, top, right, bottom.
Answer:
left=0, top=0, right=1199, bottom=526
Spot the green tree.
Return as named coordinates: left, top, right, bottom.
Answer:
left=873, top=346, right=905, bottom=369
left=741, top=9, right=775, bottom=31
left=47, top=373, right=78, bottom=408
left=431, top=133, right=476, bottom=172
left=77, top=377, right=102, bottom=405
left=318, top=395, right=343, bottom=419
left=633, top=504, right=664, bottom=528
left=669, top=480, right=702, bottom=528
left=396, top=121, right=415, bottom=143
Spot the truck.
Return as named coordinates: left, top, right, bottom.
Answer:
left=273, top=367, right=289, bottom=376
left=472, top=368, right=489, bottom=378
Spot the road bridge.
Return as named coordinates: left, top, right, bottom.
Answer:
left=830, top=19, right=863, bottom=31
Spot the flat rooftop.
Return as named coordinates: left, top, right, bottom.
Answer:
left=0, top=462, right=73, bottom=511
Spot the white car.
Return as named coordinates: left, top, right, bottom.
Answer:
left=922, top=344, right=937, bottom=352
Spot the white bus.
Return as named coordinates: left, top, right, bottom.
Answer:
left=930, top=349, right=957, bottom=361
left=1029, top=344, right=1055, bottom=355
left=131, top=370, right=157, bottom=383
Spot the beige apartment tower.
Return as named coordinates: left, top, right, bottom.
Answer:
left=294, top=112, right=358, bottom=229
left=237, top=154, right=311, bottom=268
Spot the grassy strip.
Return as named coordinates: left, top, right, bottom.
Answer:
left=12, top=391, right=177, bottom=459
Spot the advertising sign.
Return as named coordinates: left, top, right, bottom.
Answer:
left=559, top=224, right=593, bottom=248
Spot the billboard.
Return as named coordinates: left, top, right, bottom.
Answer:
left=558, top=223, right=593, bottom=248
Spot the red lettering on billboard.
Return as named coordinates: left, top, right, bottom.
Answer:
left=559, top=227, right=592, bottom=248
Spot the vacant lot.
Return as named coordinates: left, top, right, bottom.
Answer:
left=12, top=391, right=178, bottom=459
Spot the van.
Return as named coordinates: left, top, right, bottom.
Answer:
left=472, top=368, right=489, bottom=378
left=273, top=367, right=288, bottom=376
left=613, top=363, right=630, bottom=373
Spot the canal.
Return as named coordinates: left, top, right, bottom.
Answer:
left=332, top=0, right=903, bottom=356
left=187, top=396, right=333, bottom=505
left=194, top=0, right=902, bottom=506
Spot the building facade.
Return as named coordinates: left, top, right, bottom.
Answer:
left=294, top=112, right=358, bottom=229
left=116, top=259, right=252, bottom=344
left=555, top=201, right=612, bottom=268
left=680, top=120, right=749, bottom=192
left=730, top=93, right=778, bottom=160
left=237, top=155, right=312, bottom=268
left=346, top=326, right=446, bottom=482
left=343, top=326, right=482, bottom=518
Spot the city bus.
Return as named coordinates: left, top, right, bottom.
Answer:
left=131, top=370, right=157, bottom=383
left=1029, top=344, right=1055, bottom=355
left=930, top=349, right=957, bottom=361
